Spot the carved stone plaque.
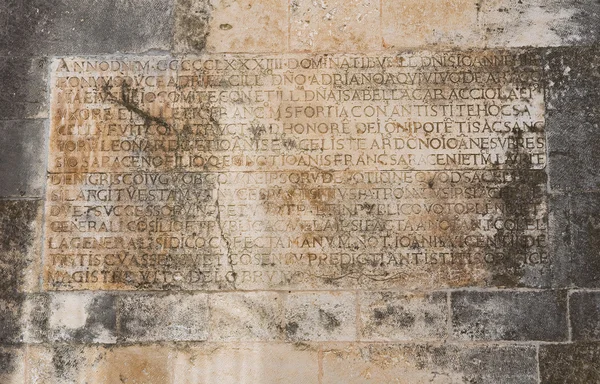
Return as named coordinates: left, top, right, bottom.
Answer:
left=45, top=52, right=548, bottom=290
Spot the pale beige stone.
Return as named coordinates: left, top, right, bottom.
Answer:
left=26, top=345, right=88, bottom=384
left=172, top=343, right=319, bottom=384
left=359, top=291, right=447, bottom=341
left=209, top=292, right=284, bottom=341
left=382, top=0, right=482, bottom=48
left=285, top=292, right=356, bottom=341
left=206, top=0, right=289, bottom=52
left=87, top=345, right=174, bottom=384
left=290, top=0, right=380, bottom=51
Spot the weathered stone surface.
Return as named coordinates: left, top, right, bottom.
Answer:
left=209, top=291, right=283, bottom=341
left=382, top=0, right=481, bottom=48
left=322, top=343, right=538, bottom=383
left=49, top=292, right=116, bottom=343
left=0, top=346, right=25, bottom=384
left=570, top=291, right=600, bottom=341
left=451, top=290, right=567, bottom=341
left=285, top=292, right=356, bottom=341
left=0, top=57, right=48, bottom=120
left=0, top=200, right=42, bottom=293
left=546, top=194, right=571, bottom=287
left=359, top=291, right=447, bottom=341
left=567, top=193, right=600, bottom=287
left=44, top=51, right=548, bottom=291
left=480, top=1, right=600, bottom=47
left=544, top=46, right=600, bottom=192
left=27, top=344, right=88, bottom=384
left=291, top=0, right=380, bottom=51
left=0, top=121, right=47, bottom=198
left=0, top=0, right=173, bottom=56
left=118, top=293, right=208, bottom=342
left=173, top=343, right=319, bottom=383
left=21, top=294, right=50, bottom=343
left=540, top=342, right=600, bottom=384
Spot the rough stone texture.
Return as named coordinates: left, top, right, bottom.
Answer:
left=540, top=342, right=600, bottom=384
left=359, top=291, right=447, bottom=341
left=0, top=0, right=173, bottom=56
left=570, top=291, right=600, bottom=341
left=547, top=194, right=571, bottom=287
left=27, top=344, right=88, bottom=384
left=285, top=292, right=356, bottom=341
left=49, top=292, right=116, bottom=343
left=382, top=0, right=481, bottom=48
left=451, top=290, right=568, bottom=341
left=291, top=0, right=380, bottom=51
left=480, top=0, right=600, bottom=47
left=0, top=200, right=42, bottom=294
left=0, top=120, right=47, bottom=198
left=544, top=46, right=600, bottom=192
left=322, top=343, right=538, bottom=383
left=173, top=343, right=319, bottom=383
left=21, top=294, right=50, bottom=343
left=209, top=292, right=284, bottom=341
left=118, top=293, right=208, bottom=342
left=0, top=57, right=48, bottom=120
left=0, top=346, right=25, bottom=384
left=568, top=193, right=600, bottom=287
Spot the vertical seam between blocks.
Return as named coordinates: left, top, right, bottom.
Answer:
left=536, top=343, right=541, bottom=384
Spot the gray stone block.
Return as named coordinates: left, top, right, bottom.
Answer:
left=451, top=290, right=567, bottom=341
left=569, top=193, right=600, bottom=287
left=0, top=56, right=48, bottom=120
left=540, top=342, right=600, bottom=383
left=0, top=0, right=173, bottom=56
left=547, top=194, right=572, bottom=287
left=118, top=293, right=208, bottom=342
left=544, top=46, right=600, bottom=192
left=570, top=291, right=600, bottom=341
left=323, top=344, right=538, bottom=384
left=0, top=120, right=47, bottom=197
left=359, top=291, right=447, bottom=341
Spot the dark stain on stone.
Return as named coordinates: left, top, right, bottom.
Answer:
left=51, top=345, right=84, bottom=381
left=318, top=309, right=341, bottom=331
left=174, top=0, right=212, bottom=52
left=285, top=321, right=299, bottom=336
left=73, top=294, right=116, bottom=342
left=219, top=23, right=233, bottom=30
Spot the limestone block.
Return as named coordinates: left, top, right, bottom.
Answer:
left=540, top=342, right=600, bottom=383
left=290, top=0, right=380, bottom=51
left=381, top=0, right=482, bottom=48
left=359, top=291, right=447, bottom=341
left=285, top=291, right=356, bottom=341
left=48, top=292, right=116, bottom=343
left=322, top=343, right=538, bottom=383
left=0, top=57, right=48, bottom=120
left=118, top=293, right=209, bottom=342
left=209, top=292, right=284, bottom=341
left=172, top=343, right=319, bottom=384
left=570, top=291, right=600, bottom=341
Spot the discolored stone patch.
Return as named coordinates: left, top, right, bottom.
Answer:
left=285, top=292, right=356, bottom=341
left=359, top=291, right=447, bottom=341
left=570, top=291, right=600, bottom=341
left=118, top=293, right=208, bottom=342
left=451, top=290, right=568, bottom=341
left=322, top=343, right=538, bottom=384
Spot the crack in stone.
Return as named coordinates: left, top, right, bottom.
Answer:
left=214, top=179, right=237, bottom=289
left=102, top=84, right=171, bottom=129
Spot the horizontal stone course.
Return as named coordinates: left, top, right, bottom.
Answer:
left=0, top=0, right=173, bottom=56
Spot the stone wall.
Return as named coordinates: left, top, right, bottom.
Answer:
left=0, top=1, right=599, bottom=383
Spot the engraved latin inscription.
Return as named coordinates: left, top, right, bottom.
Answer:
left=45, top=52, right=548, bottom=290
